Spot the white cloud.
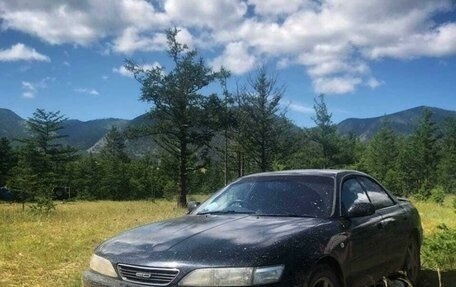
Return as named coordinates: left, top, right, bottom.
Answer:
left=113, top=62, right=161, bottom=77
left=111, top=26, right=197, bottom=54
left=74, top=88, right=99, bottom=96
left=22, top=91, right=35, bottom=99
left=286, top=102, right=314, bottom=114
left=2, top=0, right=456, bottom=95
left=1, top=7, right=97, bottom=45
left=210, top=42, right=256, bottom=75
left=112, top=28, right=167, bottom=54
left=276, top=58, right=292, bottom=69
left=367, top=77, right=382, bottom=89
left=21, top=81, right=36, bottom=99
left=367, top=23, right=456, bottom=59
left=113, top=66, right=133, bottom=78
left=248, top=0, right=312, bottom=17
left=22, top=81, right=36, bottom=92
left=164, top=0, right=247, bottom=28
left=141, top=62, right=161, bottom=71
left=0, top=0, right=168, bottom=46
left=0, top=43, right=50, bottom=62
left=307, top=60, right=369, bottom=78
left=214, top=0, right=456, bottom=93
left=314, top=77, right=362, bottom=94
left=20, top=77, right=55, bottom=99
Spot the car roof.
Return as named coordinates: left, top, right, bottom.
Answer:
left=242, top=169, right=368, bottom=178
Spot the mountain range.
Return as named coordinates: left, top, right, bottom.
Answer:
left=0, top=108, right=129, bottom=150
left=337, top=106, right=456, bottom=140
left=0, top=106, right=455, bottom=152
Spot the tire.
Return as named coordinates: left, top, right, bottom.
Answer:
left=308, top=265, right=341, bottom=287
left=403, top=238, right=420, bottom=285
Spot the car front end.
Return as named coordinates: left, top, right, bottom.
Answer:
left=82, top=173, right=339, bottom=287
left=83, top=257, right=291, bottom=287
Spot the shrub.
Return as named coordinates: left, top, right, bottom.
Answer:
left=29, top=196, right=56, bottom=213
left=429, top=186, right=445, bottom=205
left=163, top=181, right=177, bottom=201
left=421, top=224, right=456, bottom=272
left=415, top=182, right=432, bottom=201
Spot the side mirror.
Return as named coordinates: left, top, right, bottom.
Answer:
left=347, top=202, right=375, bottom=218
left=187, top=201, right=200, bottom=213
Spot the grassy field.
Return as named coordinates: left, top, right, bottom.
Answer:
left=0, top=200, right=187, bottom=287
left=412, top=197, right=456, bottom=236
left=411, top=196, right=456, bottom=287
left=0, top=196, right=454, bottom=287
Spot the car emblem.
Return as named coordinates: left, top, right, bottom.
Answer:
left=136, top=272, right=152, bottom=279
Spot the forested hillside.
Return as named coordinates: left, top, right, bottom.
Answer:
left=0, top=108, right=27, bottom=139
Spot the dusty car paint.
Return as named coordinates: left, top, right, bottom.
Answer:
left=83, top=170, right=422, bottom=287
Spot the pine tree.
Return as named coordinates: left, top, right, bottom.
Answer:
left=126, top=28, right=222, bottom=207
left=70, top=154, right=103, bottom=199
left=98, top=127, right=131, bottom=200
left=438, top=117, right=456, bottom=193
left=311, top=94, right=339, bottom=168
left=100, top=127, right=129, bottom=163
left=363, top=122, right=399, bottom=181
left=396, top=109, right=438, bottom=196
left=0, top=137, right=16, bottom=186
left=9, top=109, right=76, bottom=207
left=239, top=67, right=284, bottom=172
left=217, top=68, right=235, bottom=184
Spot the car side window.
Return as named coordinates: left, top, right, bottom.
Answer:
left=341, top=178, right=370, bottom=215
left=358, top=177, right=395, bottom=209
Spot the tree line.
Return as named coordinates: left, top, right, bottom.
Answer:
left=1, top=28, right=455, bottom=209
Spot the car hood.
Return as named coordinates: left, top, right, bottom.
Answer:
left=96, top=214, right=329, bottom=267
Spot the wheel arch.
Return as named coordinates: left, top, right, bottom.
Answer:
left=312, top=256, right=345, bottom=287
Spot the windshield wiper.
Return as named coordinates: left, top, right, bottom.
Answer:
left=255, top=213, right=316, bottom=218
left=197, top=210, right=256, bottom=215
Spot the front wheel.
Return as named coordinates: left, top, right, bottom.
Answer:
left=403, top=238, right=420, bottom=285
left=308, top=265, right=340, bottom=287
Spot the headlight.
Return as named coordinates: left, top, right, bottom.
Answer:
left=178, top=265, right=284, bottom=286
left=253, top=266, right=285, bottom=285
left=89, top=254, right=117, bottom=278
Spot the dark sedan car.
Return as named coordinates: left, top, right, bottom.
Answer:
left=83, top=170, right=422, bottom=287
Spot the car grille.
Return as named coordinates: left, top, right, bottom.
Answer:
left=117, top=264, right=179, bottom=286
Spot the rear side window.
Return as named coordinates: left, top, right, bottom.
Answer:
left=358, top=177, right=394, bottom=209
left=341, top=178, right=370, bottom=214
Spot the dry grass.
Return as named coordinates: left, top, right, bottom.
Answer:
left=0, top=195, right=454, bottom=287
left=411, top=196, right=456, bottom=236
left=0, top=200, right=186, bottom=287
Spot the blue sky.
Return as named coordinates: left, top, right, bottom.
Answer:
left=0, top=0, right=455, bottom=127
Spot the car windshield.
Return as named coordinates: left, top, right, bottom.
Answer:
left=195, top=175, right=335, bottom=218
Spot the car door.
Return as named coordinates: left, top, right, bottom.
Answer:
left=341, top=177, right=386, bottom=287
left=357, top=176, right=410, bottom=274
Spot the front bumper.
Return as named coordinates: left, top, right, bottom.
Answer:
left=83, top=270, right=131, bottom=287
left=82, top=270, right=293, bottom=287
